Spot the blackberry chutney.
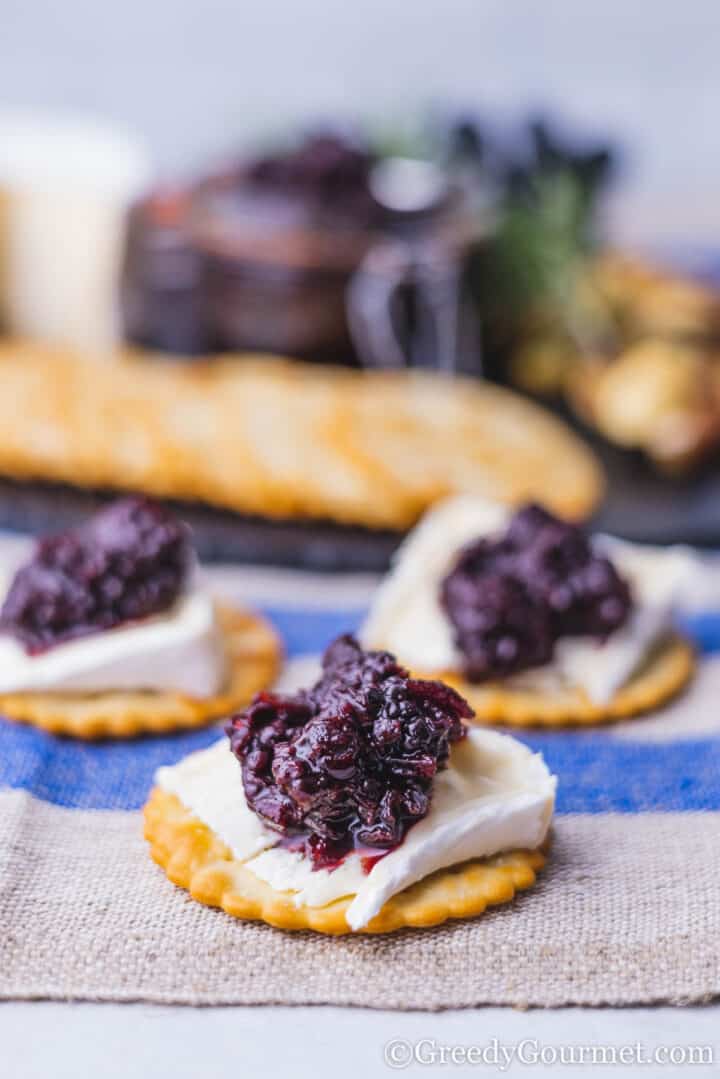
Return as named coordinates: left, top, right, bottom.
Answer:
left=226, top=635, right=472, bottom=870
left=441, top=503, right=632, bottom=682
left=0, top=497, right=190, bottom=654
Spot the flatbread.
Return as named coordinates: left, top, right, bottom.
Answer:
left=0, top=341, right=603, bottom=529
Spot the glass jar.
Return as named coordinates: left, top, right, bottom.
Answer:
left=121, top=146, right=486, bottom=372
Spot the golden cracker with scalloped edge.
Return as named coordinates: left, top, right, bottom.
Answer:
left=144, top=787, right=547, bottom=934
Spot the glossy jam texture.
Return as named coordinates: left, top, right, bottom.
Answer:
left=226, top=635, right=471, bottom=870
left=441, top=504, right=632, bottom=682
left=0, top=497, right=191, bottom=654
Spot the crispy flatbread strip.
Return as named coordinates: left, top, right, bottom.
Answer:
left=0, top=341, right=603, bottom=529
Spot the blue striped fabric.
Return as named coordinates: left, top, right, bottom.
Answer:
left=1, top=603, right=719, bottom=814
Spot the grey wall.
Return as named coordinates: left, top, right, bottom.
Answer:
left=2, top=0, right=719, bottom=244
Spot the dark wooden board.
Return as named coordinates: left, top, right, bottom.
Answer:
left=589, top=441, right=720, bottom=547
left=0, top=477, right=403, bottom=571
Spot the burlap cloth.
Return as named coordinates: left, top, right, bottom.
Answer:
left=2, top=789, right=717, bottom=1009
left=2, top=557, right=720, bottom=1008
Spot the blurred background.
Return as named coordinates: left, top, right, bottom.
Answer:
left=2, top=0, right=720, bottom=562
left=3, top=0, right=719, bottom=245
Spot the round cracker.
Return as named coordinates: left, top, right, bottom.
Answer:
left=144, top=787, right=546, bottom=935
left=0, top=604, right=281, bottom=739
left=418, top=632, right=694, bottom=729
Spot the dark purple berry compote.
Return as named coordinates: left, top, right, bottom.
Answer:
left=245, top=132, right=379, bottom=223
left=441, top=504, right=632, bottom=682
left=0, top=497, right=191, bottom=654
left=226, top=635, right=472, bottom=871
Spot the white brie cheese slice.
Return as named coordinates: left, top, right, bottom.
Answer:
left=362, top=495, right=698, bottom=704
left=0, top=576, right=227, bottom=697
left=155, top=728, right=556, bottom=931
left=156, top=740, right=274, bottom=860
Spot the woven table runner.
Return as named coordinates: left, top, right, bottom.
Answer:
left=1, top=553, right=719, bottom=1008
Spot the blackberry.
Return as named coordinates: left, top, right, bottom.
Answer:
left=246, top=133, right=377, bottom=219
left=226, top=635, right=471, bottom=869
left=441, top=570, right=555, bottom=681
left=441, top=504, right=632, bottom=682
left=0, top=497, right=190, bottom=653
left=507, top=505, right=632, bottom=638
